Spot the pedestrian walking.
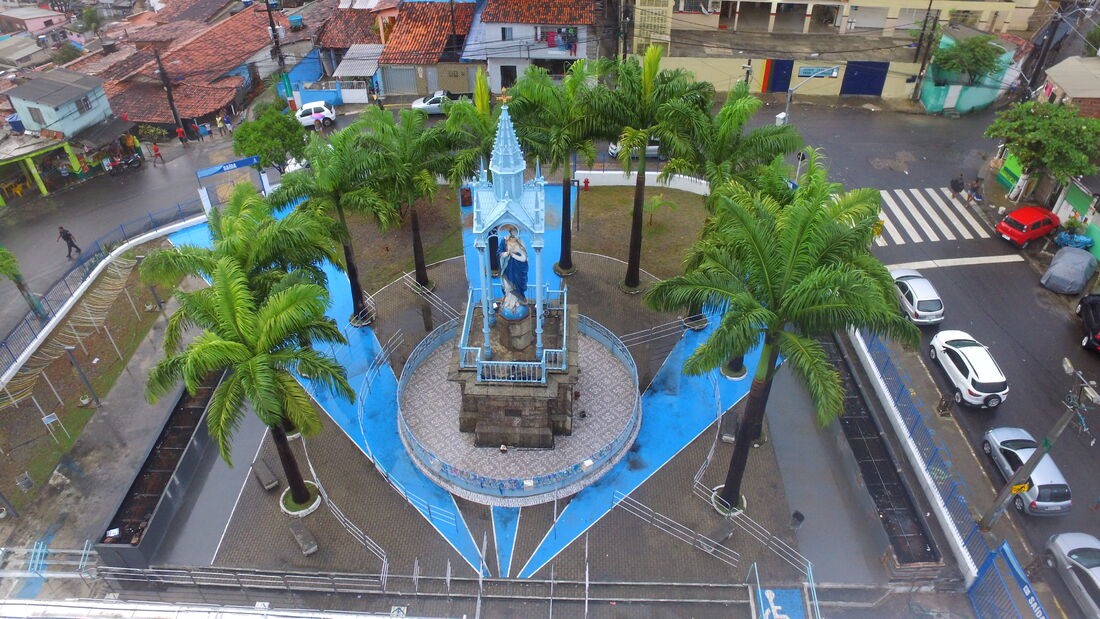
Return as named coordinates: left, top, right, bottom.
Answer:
left=216, top=115, right=226, bottom=136
left=191, top=122, right=203, bottom=142
left=949, top=173, right=966, bottom=202
left=176, top=126, right=188, bottom=147
left=57, top=226, right=80, bottom=260
left=965, top=178, right=984, bottom=206
left=150, top=143, right=164, bottom=166
left=222, top=114, right=233, bottom=133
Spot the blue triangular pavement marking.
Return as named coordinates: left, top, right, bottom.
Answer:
left=516, top=321, right=761, bottom=578
left=492, top=506, right=521, bottom=578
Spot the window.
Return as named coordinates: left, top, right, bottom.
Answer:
left=1001, top=450, right=1023, bottom=471
left=75, top=96, right=91, bottom=114
left=501, top=27, right=513, bottom=41
left=43, top=19, right=52, bottom=26
left=27, top=106, right=43, bottom=124
left=1070, top=566, right=1100, bottom=608
left=945, top=349, right=967, bottom=375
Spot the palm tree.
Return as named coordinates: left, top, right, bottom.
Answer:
left=644, top=155, right=919, bottom=507
left=591, top=45, right=713, bottom=291
left=0, top=245, right=47, bottom=321
left=271, top=128, right=398, bottom=324
left=509, top=60, right=603, bottom=276
left=356, top=107, right=453, bottom=288
left=442, top=67, right=498, bottom=185
left=660, top=80, right=803, bottom=208
left=146, top=256, right=354, bottom=505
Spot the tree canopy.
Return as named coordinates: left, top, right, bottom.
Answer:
left=984, top=101, right=1100, bottom=181
left=933, top=34, right=1007, bottom=84
left=233, top=107, right=307, bottom=173
left=51, top=43, right=82, bottom=65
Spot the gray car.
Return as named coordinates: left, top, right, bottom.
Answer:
left=982, top=427, right=1072, bottom=515
left=1046, top=532, right=1100, bottom=617
left=891, top=269, right=944, bottom=325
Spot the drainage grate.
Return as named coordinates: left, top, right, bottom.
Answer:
left=823, top=337, right=939, bottom=565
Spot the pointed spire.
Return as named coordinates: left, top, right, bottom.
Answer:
left=489, top=105, right=525, bottom=203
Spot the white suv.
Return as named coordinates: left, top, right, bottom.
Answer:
left=295, top=101, right=336, bottom=128
left=928, top=330, right=1008, bottom=408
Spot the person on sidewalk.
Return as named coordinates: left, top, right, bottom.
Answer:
left=216, top=115, right=226, bottom=136
left=150, top=144, right=165, bottom=166
left=176, top=126, right=188, bottom=147
left=949, top=174, right=966, bottom=202
left=222, top=114, right=233, bottom=134
left=965, top=178, right=984, bottom=206
left=191, top=122, right=203, bottom=142
left=57, top=226, right=81, bottom=260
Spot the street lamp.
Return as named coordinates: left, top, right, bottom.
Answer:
left=64, top=345, right=99, bottom=407
left=977, top=357, right=1099, bottom=531
left=777, top=66, right=840, bottom=127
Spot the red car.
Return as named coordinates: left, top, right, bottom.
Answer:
left=995, top=206, right=1060, bottom=249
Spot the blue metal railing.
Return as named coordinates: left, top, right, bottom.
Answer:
left=457, top=284, right=569, bottom=384
left=398, top=314, right=641, bottom=498
left=0, top=199, right=204, bottom=381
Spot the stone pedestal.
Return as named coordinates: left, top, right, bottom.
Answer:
left=451, top=304, right=579, bottom=448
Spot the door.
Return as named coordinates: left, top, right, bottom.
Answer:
left=767, top=59, right=793, bottom=93
left=381, top=67, right=418, bottom=94
left=501, top=65, right=517, bottom=89
left=840, top=61, right=888, bottom=96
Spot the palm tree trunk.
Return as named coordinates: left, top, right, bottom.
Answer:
left=719, top=342, right=777, bottom=507
left=271, top=423, right=311, bottom=504
left=556, top=167, right=575, bottom=275
left=624, top=157, right=647, bottom=289
left=334, top=204, right=367, bottom=319
left=410, top=205, right=430, bottom=287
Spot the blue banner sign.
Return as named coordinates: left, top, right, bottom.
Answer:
left=797, top=66, right=839, bottom=78
left=195, top=156, right=261, bottom=180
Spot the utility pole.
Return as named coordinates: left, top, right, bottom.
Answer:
left=1028, top=10, right=1061, bottom=95
left=977, top=357, right=1098, bottom=531
left=911, top=0, right=938, bottom=101
left=265, top=0, right=286, bottom=71
left=913, top=0, right=934, bottom=62
left=152, top=48, right=182, bottom=130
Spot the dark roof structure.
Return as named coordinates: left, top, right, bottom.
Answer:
left=7, top=68, right=104, bottom=106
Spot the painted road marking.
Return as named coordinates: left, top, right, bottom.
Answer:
left=885, top=254, right=1025, bottom=270
left=881, top=192, right=926, bottom=243
left=877, top=210, right=905, bottom=245
left=917, top=187, right=974, bottom=239
left=934, top=187, right=991, bottom=238
left=900, top=188, right=955, bottom=240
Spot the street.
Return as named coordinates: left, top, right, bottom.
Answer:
left=0, top=101, right=1094, bottom=613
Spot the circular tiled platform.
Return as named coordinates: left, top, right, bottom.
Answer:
left=398, top=318, right=641, bottom=507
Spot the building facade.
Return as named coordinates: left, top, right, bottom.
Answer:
left=6, top=68, right=112, bottom=137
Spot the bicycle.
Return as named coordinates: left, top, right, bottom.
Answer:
left=1063, top=391, right=1097, bottom=447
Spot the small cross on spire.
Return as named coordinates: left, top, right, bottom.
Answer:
left=498, top=88, right=512, bottom=104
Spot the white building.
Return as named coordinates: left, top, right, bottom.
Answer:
left=463, top=0, right=596, bottom=92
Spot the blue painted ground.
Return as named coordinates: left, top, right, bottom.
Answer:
left=491, top=506, right=520, bottom=578
left=516, top=321, right=760, bottom=578
left=167, top=213, right=487, bottom=575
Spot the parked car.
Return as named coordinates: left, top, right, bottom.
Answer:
left=1042, top=247, right=1098, bottom=295
left=608, top=138, right=662, bottom=159
left=890, top=269, right=944, bottom=325
left=995, top=206, right=1059, bottom=249
left=982, top=427, right=1072, bottom=515
left=1076, top=295, right=1100, bottom=351
left=296, top=101, right=336, bottom=128
left=928, top=330, right=1008, bottom=408
left=410, top=90, right=470, bottom=115
left=1046, top=532, right=1100, bottom=616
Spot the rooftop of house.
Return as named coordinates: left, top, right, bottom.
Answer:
left=0, top=7, right=66, bottom=20
left=0, top=35, right=45, bottom=59
left=480, top=0, right=595, bottom=25
left=6, top=67, right=104, bottom=105
left=103, top=77, right=240, bottom=123
left=153, top=0, right=234, bottom=24
left=378, top=0, right=475, bottom=65
left=668, top=29, right=915, bottom=62
left=126, top=19, right=205, bottom=44
left=0, top=131, right=61, bottom=161
left=316, top=7, right=382, bottom=48
left=1047, top=56, right=1100, bottom=99
left=143, top=6, right=287, bottom=83
left=63, top=44, right=144, bottom=78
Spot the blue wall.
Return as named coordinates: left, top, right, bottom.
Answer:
left=11, top=85, right=112, bottom=137
left=285, top=48, right=324, bottom=99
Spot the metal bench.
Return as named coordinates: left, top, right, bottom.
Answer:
left=288, top=519, right=318, bottom=556
left=251, top=458, right=279, bottom=491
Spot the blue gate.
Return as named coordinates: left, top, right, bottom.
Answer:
left=969, top=542, right=1049, bottom=618
left=767, top=59, right=794, bottom=93
left=840, top=61, right=888, bottom=96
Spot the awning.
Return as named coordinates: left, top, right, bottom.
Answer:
left=72, top=117, right=136, bottom=150
left=333, top=43, right=383, bottom=78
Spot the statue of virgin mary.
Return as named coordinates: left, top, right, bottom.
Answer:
left=498, top=228, right=529, bottom=319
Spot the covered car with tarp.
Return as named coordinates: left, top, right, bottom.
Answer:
left=1042, top=247, right=1098, bottom=294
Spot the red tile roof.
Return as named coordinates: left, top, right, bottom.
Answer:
left=104, top=78, right=239, bottom=123
left=127, top=20, right=206, bottom=44
left=316, top=7, right=382, bottom=49
left=378, top=1, right=475, bottom=65
left=150, top=7, right=287, bottom=84
left=481, top=0, right=594, bottom=25
left=153, top=0, right=234, bottom=24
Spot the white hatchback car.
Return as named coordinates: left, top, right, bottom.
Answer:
left=928, top=330, right=1008, bottom=408
left=1047, top=532, right=1100, bottom=616
left=295, top=101, right=336, bottom=128
left=891, top=269, right=944, bottom=325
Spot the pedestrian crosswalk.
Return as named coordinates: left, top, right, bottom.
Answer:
left=874, top=187, right=991, bottom=247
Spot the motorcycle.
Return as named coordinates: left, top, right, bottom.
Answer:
left=106, top=153, right=143, bottom=176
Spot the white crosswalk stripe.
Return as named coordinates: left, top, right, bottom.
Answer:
left=873, top=187, right=993, bottom=246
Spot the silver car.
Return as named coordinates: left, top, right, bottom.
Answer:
left=891, top=269, right=944, bottom=325
left=982, top=427, right=1072, bottom=515
left=1046, top=532, right=1100, bottom=616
